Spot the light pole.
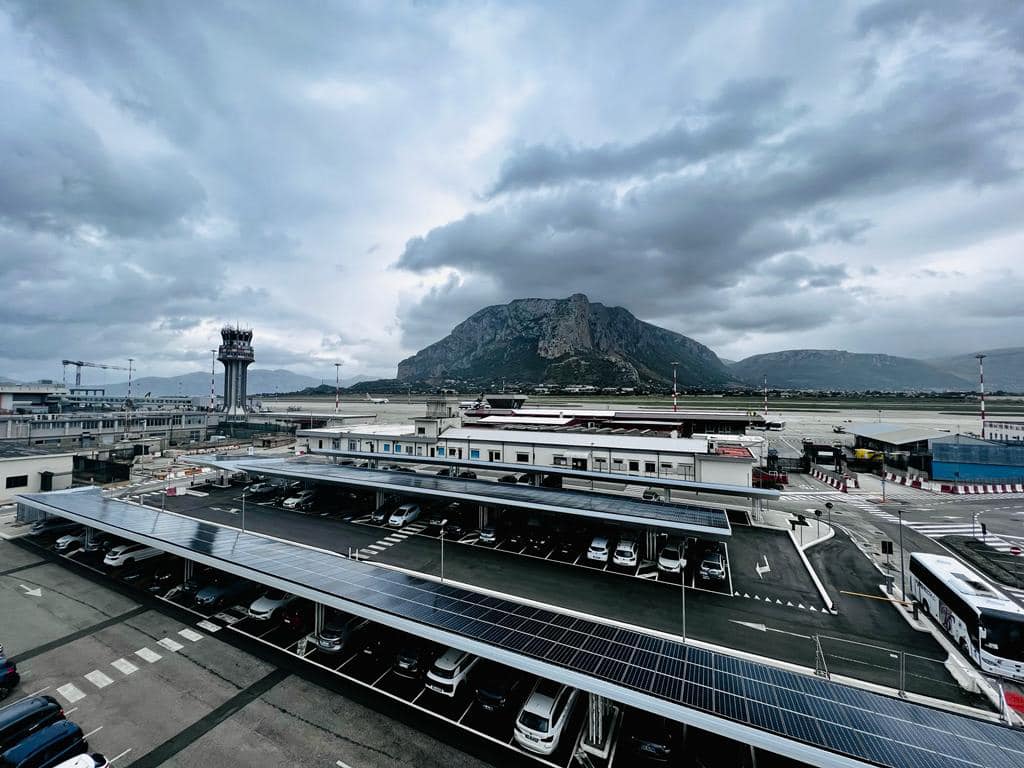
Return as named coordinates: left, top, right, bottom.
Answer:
left=440, top=529, right=445, bottom=583
left=825, top=501, right=833, bottom=529
left=897, top=508, right=907, bottom=599
left=334, top=362, right=342, bottom=415
left=681, top=568, right=687, bottom=643
left=670, top=361, right=680, bottom=413
left=241, top=488, right=246, bottom=534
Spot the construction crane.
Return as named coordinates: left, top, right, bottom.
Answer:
left=61, top=359, right=130, bottom=387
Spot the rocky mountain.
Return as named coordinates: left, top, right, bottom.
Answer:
left=729, top=350, right=972, bottom=392
left=927, top=348, right=1024, bottom=393
left=93, top=369, right=327, bottom=397
left=396, top=294, right=733, bottom=388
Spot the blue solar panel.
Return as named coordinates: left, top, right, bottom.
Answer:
left=18, top=489, right=1024, bottom=768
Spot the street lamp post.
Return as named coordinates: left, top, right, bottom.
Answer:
left=241, top=488, right=246, bottom=534
left=440, top=529, right=445, bottom=583
left=681, top=570, right=687, bottom=643
left=825, top=501, right=833, bottom=529
left=897, top=508, right=907, bottom=599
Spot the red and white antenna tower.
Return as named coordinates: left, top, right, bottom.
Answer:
left=670, top=361, right=680, bottom=413
left=976, top=353, right=987, bottom=439
left=209, top=349, right=217, bottom=411
left=334, top=362, right=342, bottom=414
left=763, top=374, right=768, bottom=416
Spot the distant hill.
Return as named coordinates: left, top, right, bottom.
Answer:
left=729, top=350, right=972, bottom=392
left=927, top=348, right=1024, bottom=393
left=91, top=369, right=328, bottom=397
left=396, top=294, right=734, bottom=388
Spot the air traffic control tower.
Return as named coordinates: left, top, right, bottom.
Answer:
left=217, top=326, right=254, bottom=419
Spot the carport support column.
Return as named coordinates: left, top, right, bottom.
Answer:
left=643, top=529, right=657, bottom=560
left=584, top=694, right=611, bottom=753
left=375, top=489, right=385, bottom=509
left=478, top=504, right=488, bottom=529
left=183, top=560, right=193, bottom=582
left=314, top=603, right=325, bottom=636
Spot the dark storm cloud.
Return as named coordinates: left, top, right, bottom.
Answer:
left=397, top=5, right=1023, bottom=350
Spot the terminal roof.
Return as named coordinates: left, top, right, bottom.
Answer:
left=199, top=456, right=732, bottom=535
left=19, top=488, right=1024, bottom=768
left=845, top=423, right=949, bottom=446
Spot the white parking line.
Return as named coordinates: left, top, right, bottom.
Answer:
left=85, top=670, right=114, bottom=689
left=64, top=707, right=78, bottom=715
left=196, top=620, right=221, bottom=633
left=82, top=725, right=103, bottom=739
left=111, top=658, right=138, bottom=676
left=158, top=637, right=184, bottom=652
left=336, top=760, right=355, bottom=768
left=108, top=748, right=133, bottom=764
left=135, top=647, right=162, bottom=663
left=178, top=628, right=204, bottom=642
left=56, top=683, right=86, bottom=704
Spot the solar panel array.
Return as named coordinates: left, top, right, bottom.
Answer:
left=216, top=457, right=731, bottom=534
left=21, top=490, right=1024, bottom=768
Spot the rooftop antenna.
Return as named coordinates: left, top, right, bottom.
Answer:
left=762, top=373, right=768, bottom=417
left=976, top=353, right=987, bottom=439
left=671, top=361, right=680, bottom=413
left=334, top=362, right=342, bottom=414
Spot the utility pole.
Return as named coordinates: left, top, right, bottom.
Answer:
left=671, top=361, right=680, bottom=413
left=976, top=354, right=987, bottom=439
left=897, top=508, right=907, bottom=598
left=334, top=362, right=342, bottom=414
left=209, top=349, right=217, bottom=411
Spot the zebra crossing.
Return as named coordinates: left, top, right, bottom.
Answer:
left=356, top=521, right=425, bottom=559
left=780, top=490, right=900, bottom=522
left=901, top=520, right=1017, bottom=552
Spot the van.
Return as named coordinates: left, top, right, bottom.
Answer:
left=0, top=720, right=87, bottom=768
left=425, top=648, right=478, bottom=697
left=0, top=696, right=65, bottom=752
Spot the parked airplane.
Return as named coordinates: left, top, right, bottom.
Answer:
left=365, top=393, right=390, bottom=404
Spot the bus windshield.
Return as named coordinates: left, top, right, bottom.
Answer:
left=981, top=614, right=1024, bottom=662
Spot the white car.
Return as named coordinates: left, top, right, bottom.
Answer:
left=586, top=535, right=609, bottom=564
left=103, top=543, right=162, bottom=567
left=425, top=647, right=478, bottom=697
left=657, top=539, right=685, bottom=574
left=52, top=754, right=110, bottom=768
left=514, top=680, right=578, bottom=755
left=53, top=530, right=86, bottom=553
left=388, top=503, right=421, bottom=528
left=248, top=589, right=296, bottom=620
left=612, top=537, right=638, bottom=568
left=282, top=489, right=316, bottom=510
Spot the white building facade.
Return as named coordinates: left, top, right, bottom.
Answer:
left=0, top=449, right=74, bottom=504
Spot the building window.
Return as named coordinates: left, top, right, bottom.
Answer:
left=348, top=440, right=357, bottom=451
left=383, top=444, right=391, bottom=452
left=394, top=443, right=401, bottom=451
left=417, top=427, right=426, bottom=435
left=318, top=440, right=323, bottom=449
left=488, top=450, right=501, bottom=462
left=5, top=475, right=28, bottom=489
left=660, top=462, right=672, bottom=470
left=553, top=455, right=567, bottom=466
left=645, top=462, right=656, bottom=473
left=628, top=461, right=639, bottom=472
left=470, top=449, right=480, bottom=459
left=437, top=447, right=446, bottom=457
left=415, top=445, right=423, bottom=456
left=516, top=452, right=529, bottom=463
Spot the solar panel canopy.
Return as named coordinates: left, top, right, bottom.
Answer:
left=199, top=456, right=732, bottom=536
left=17, top=489, right=1024, bottom=768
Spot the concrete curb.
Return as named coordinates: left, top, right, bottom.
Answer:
left=799, top=523, right=835, bottom=551
left=787, top=528, right=836, bottom=613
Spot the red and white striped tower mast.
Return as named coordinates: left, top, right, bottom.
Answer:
left=209, top=349, right=216, bottom=411
left=670, top=361, right=679, bottom=413
left=763, top=373, right=768, bottom=417
left=334, top=362, right=342, bottom=414
left=976, top=353, right=987, bottom=439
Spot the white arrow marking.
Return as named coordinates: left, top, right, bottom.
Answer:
left=730, top=620, right=811, bottom=639
left=755, top=555, right=771, bottom=578
left=19, top=584, right=42, bottom=597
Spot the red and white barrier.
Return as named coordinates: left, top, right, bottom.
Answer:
left=811, top=466, right=848, bottom=492
left=939, top=483, right=1024, bottom=495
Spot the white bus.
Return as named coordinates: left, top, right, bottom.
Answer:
left=908, top=552, right=1024, bottom=681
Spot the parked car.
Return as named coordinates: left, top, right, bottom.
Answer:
left=657, top=539, right=685, bottom=575
left=248, top=589, right=296, bottom=620
left=526, top=531, right=552, bottom=556
left=642, top=488, right=663, bottom=502
left=313, top=611, right=364, bottom=654
left=612, top=537, right=639, bottom=568
left=698, top=552, right=727, bottom=582
left=516, top=474, right=535, bottom=484
left=513, top=680, right=578, bottom=755
left=424, top=515, right=448, bottom=536
left=435, top=468, right=453, bottom=477
left=505, top=530, right=526, bottom=551
left=478, top=523, right=498, bottom=545
left=282, top=489, right=316, bottom=511
left=144, top=565, right=181, bottom=595
left=425, top=648, right=478, bottom=697
left=369, top=507, right=389, bottom=525
left=473, top=662, right=523, bottom=713
left=443, top=520, right=466, bottom=540
left=82, top=536, right=117, bottom=554
left=178, top=566, right=218, bottom=599
left=0, top=720, right=87, bottom=768
left=53, top=530, right=86, bottom=554
left=103, top=543, right=162, bottom=568
left=624, top=710, right=677, bottom=765
left=194, top=578, right=257, bottom=610
left=497, top=474, right=518, bottom=484
left=51, top=754, right=110, bottom=768
left=393, top=642, right=436, bottom=679
left=281, top=600, right=311, bottom=634
left=457, top=470, right=477, bottom=480
left=243, top=482, right=277, bottom=498
left=354, top=624, right=399, bottom=662
left=29, top=518, right=79, bottom=538
left=0, top=658, right=19, bottom=700
left=586, top=535, right=610, bottom=565
left=387, top=503, right=421, bottom=528
left=0, top=696, right=64, bottom=752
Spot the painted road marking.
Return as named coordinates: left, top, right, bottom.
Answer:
left=179, top=628, right=203, bottom=642
left=111, top=658, right=138, bottom=676
left=135, top=647, right=162, bottom=663
left=82, top=726, right=103, bottom=739
left=158, top=637, right=184, bottom=652
left=196, top=620, right=221, bottom=633
left=85, top=670, right=114, bottom=689
left=56, top=683, right=86, bottom=704
left=108, top=748, right=133, bottom=764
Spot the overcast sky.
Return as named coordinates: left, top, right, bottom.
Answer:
left=2, top=0, right=1022, bottom=383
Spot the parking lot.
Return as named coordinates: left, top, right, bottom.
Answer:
left=3, top=528, right=720, bottom=768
